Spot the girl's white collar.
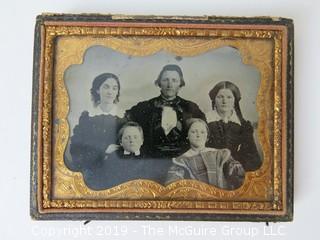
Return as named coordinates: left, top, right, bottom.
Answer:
left=182, top=147, right=218, bottom=157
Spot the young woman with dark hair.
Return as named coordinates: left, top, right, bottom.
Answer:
left=206, top=81, right=262, bottom=171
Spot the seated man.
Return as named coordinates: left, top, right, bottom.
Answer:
left=125, top=64, right=205, bottom=158
left=82, top=122, right=172, bottom=190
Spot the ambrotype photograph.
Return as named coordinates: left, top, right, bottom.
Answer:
left=64, top=46, right=262, bottom=191
left=30, top=14, right=293, bottom=221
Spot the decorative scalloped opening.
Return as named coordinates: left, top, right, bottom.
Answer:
left=59, top=43, right=263, bottom=196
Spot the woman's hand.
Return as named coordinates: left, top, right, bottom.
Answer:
left=105, top=144, right=120, bottom=154
left=227, top=161, right=245, bottom=177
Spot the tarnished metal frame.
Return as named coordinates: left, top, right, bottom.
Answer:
left=30, top=14, right=294, bottom=221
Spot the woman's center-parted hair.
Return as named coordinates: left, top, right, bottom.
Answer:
left=154, top=64, right=186, bottom=87
left=208, top=81, right=244, bottom=123
left=90, top=73, right=120, bottom=106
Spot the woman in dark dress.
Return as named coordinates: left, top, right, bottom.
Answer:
left=66, top=73, right=125, bottom=189
left=206, top=81, right=262, bottom=171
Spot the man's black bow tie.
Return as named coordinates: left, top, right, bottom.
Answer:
left=160, top=98, right=179, bottom=107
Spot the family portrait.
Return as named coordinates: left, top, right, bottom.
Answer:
left=64, top=45, right=263, bottom=191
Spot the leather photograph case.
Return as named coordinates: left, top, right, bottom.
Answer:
left=30, top=14, right=294, bottom=221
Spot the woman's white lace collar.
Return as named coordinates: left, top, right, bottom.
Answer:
left=205, top=110, right=241, bottom=125
left=88, top=104, right=124, bottom=118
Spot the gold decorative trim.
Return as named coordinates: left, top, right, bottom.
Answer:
left=38, top=23, right=287, bottom=215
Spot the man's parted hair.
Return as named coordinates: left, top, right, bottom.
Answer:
left=154, top=64, right=186, bottom=87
